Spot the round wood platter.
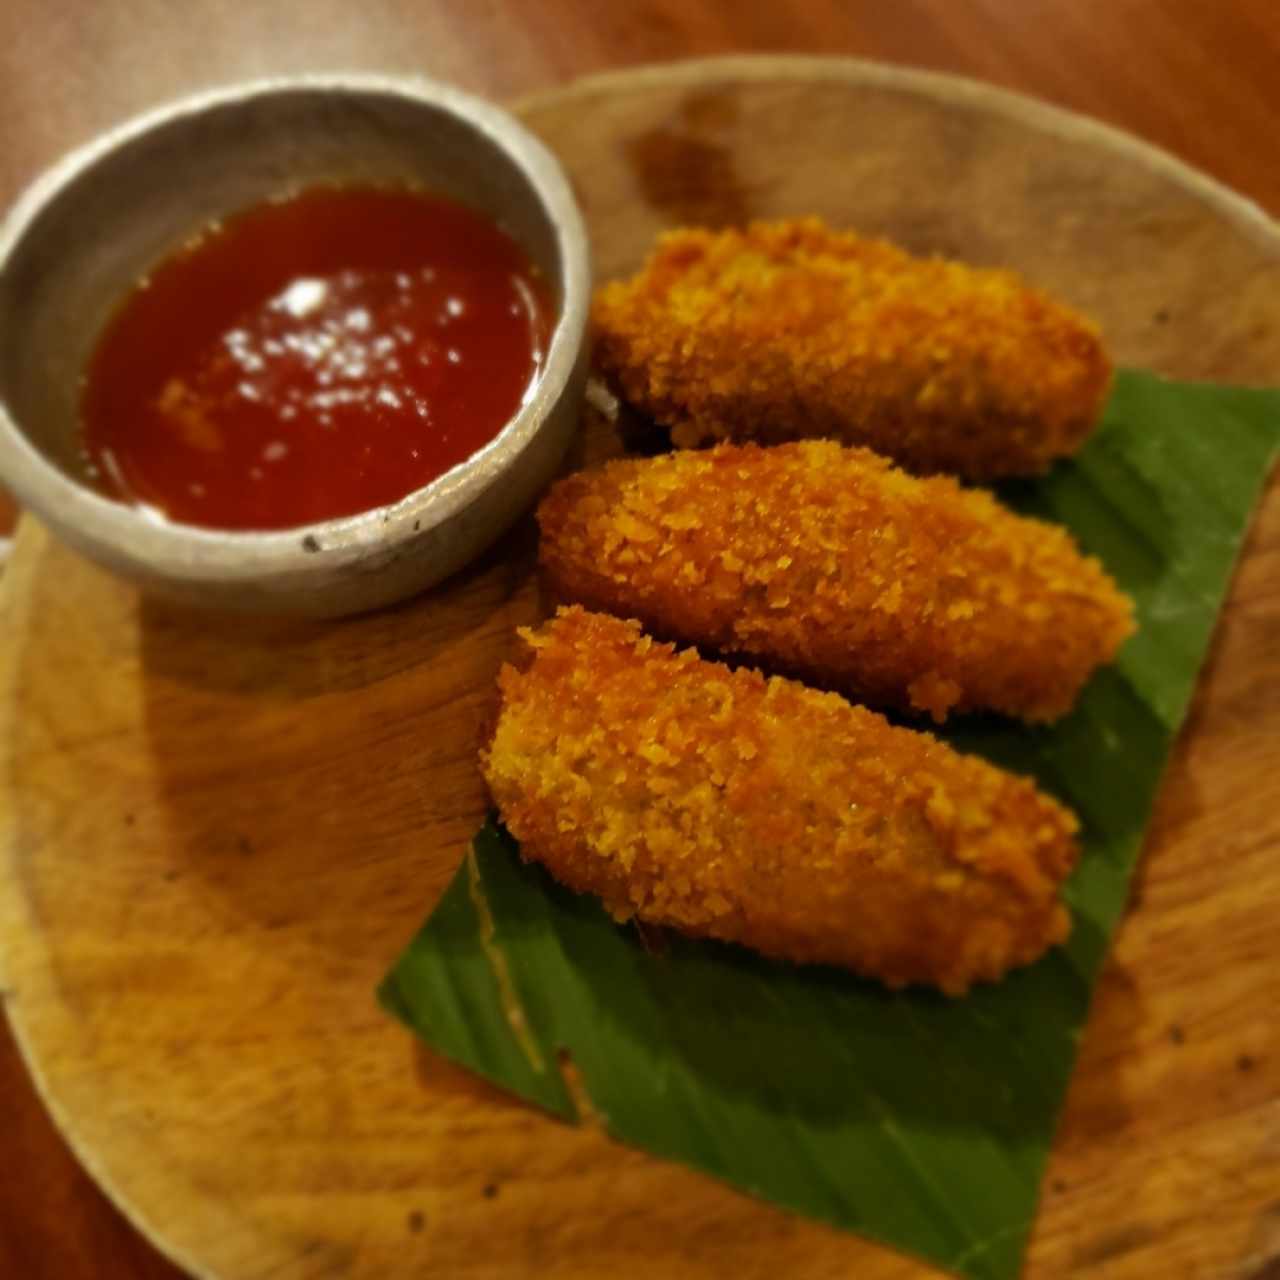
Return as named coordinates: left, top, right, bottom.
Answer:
left=3, top=57, right=1280, bottom=1280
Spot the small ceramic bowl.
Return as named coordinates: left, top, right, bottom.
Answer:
left=0, top=74, right=590, bottom=616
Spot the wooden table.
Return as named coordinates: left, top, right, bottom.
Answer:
left=1, top=4, right=1277, bottom=1277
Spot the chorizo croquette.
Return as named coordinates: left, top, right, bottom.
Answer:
left=592, top=218, right=1111, bottom=479
left=482, top=608, right=1079, bottom=995
left=538, top=441, right=1135, bottom=723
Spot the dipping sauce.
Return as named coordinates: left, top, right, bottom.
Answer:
left=80, top=185, right=552, bottom=530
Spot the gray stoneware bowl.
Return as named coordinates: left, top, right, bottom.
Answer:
left=0, top=74, right=590, bottom=616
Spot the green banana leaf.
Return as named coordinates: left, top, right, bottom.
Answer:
left=380, top=370, right=1280, bottom=1280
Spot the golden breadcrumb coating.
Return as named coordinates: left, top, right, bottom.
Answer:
left=593, top=218, right=1111, bottom=478
left=482, top=608, right=1079, bottom=995
left=538, top=441, right=1135, bottom=723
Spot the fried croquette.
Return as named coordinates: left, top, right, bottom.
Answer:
left=538, top=441, right=1135, bottom=723
left=592, top=218, right=1111, bottom=478
left=482, top=607, right=1079, bottom=995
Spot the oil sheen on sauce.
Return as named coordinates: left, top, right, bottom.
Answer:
left=80, top=185, right=552, bottom=531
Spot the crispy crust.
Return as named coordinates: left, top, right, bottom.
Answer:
left=593, top=218, right=1112, bottom=478
left=538, top=441, right=1135, bottom=723
left=482, top=608, right=1079, bottom=995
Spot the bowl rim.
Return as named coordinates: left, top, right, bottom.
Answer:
left=0, top=71, right=591, bottom=581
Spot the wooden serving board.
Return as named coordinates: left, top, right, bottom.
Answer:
left=3, top=57, right=1280, bottom=1280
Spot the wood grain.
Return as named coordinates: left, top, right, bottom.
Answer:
left=4, top=58, right=1280, bottom=1280
left=1, top=8, right=1279, bottom=1280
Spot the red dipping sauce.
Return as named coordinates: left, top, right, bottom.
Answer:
left=80, top=185, right=552, bottom=530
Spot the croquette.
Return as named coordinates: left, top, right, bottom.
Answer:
left=593, top=218, right=1111, bottom=478
left=538, top=441, right=1135, bottom=723
left=482, top=607, right=1079, bottom=995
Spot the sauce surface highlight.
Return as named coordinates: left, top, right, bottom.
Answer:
left=81, top=186, right=551, bottom=530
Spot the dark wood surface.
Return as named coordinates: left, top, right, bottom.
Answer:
left=2, top=5, right=1278, bottom=1277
